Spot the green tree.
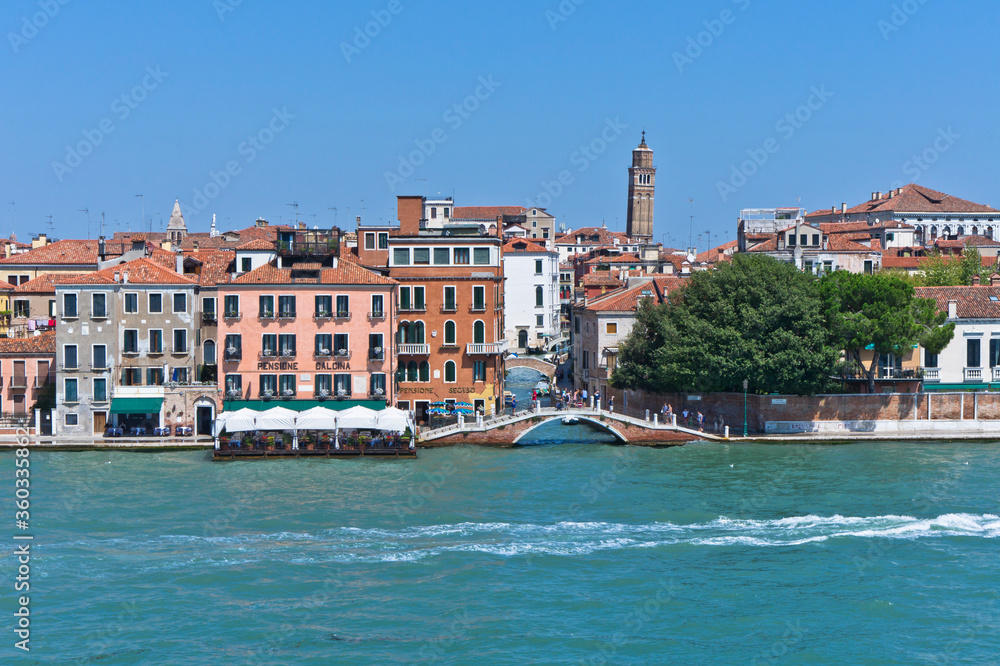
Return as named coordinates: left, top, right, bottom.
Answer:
left=820, top=271, right=954, bottom=393
left=612, top=254, right=839, bottom=395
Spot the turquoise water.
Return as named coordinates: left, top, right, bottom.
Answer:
left=4, top=438, right=1000, bottom=664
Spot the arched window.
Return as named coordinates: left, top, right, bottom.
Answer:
left=444, top=360, right=456, bottom=382
left=395, top=366, right=405, bottom=383
left=413, top=321, right=425, bottom=344
left=203, top=340, right=216, bottom=365
left=444, top=320, right=456, bottom=346
left=406, top=361, right=418, bottom=382
left=473, top=320, right=485, bottom=344
left=397, top=321, right=410, bottom=345
left=419, top=361, right=430, bottom=382
left=535, top=286, right=544, bottom=307
left=958, top=226, right=965, bottom=236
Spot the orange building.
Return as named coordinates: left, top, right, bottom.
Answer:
left=358, top=196, right=506, bottom=421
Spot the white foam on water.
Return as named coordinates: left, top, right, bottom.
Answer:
left=30, top=514, right=1000, bottom=571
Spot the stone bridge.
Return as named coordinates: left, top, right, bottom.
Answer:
left=418, top=407, right=723, bottom=447
left=505, top=356, right=557, bottom=379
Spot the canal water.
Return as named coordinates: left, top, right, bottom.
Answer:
left=6, top=438, right=1000, bottom=664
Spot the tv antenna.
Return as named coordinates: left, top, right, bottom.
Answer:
left=286, top=202, right=300, bottom=225
left=78, top=208, right=91, bottom=239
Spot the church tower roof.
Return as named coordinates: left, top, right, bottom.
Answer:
left=166, top=200, right=186, bottom=231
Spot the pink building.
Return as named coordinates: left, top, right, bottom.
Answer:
left=217, top=256, right=397, bottom=411
left=0, top=330, right=55, bottom=420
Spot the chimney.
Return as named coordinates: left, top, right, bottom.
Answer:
left=122, top=272, right=129, bottom=285
left=991, top=273, right=1000, bottom=287
left=877, top=191, right=883, bottom=199
left=113, top=271, right=120, bottom=283
left=889, top=190, right=896, bottom=199
left=192, top=241, right=199, bottom=252
left=872, top=192, right=878, bottom=201
left=831, top=206, right=836, bottom=214
left=947, top=300, right=957, bottom=319
left=255, top=218, right=268, bottom=228
left=175, top=250, right=184, bottom=275
left=842, top=203, right=847, bottom=213
left=897, top=188, right=903, bottom=195
left=397, top=196, right=424, bottom=236
left=160, top=240, right=172, bottom=251
left=298, top=222, right=306, bottom=230
left=972, top=274, right=981, bottom=286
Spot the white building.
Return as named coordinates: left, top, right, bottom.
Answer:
left=916, top=279, right=1000, bottom=390
left=502, top=239, right=560, bottom=350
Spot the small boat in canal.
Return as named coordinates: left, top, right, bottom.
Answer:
left=561, top=416, right=580, bottom=425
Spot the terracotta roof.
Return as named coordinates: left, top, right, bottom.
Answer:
left=292, top=262, right=323, bottom=271
left=0, top=240, right=99, bottom=266
left=882, top=256, right=929, bottom=269
left=584, top=253, right=642, bottom=265
left=0, top=281, right=14, bottom=291
left=916, top=285, right=1000, bottom=318
left=230, top=258, right=396, bottom=286
left=696, top=240, right=738, bottom=264
left=452, top=206, right=526, bottom=220
left=236, top=238, right=277, bottom=251
left=582, top=273, right=623, bottom=288
left=808, top=184, right=999, bottom=218
left=62, top=258, right=195, bottom=286
left=585, top=278, right=686, bottom=313
left=935, top=235, right=1000, bottom=249
left=556, top=227, right=631, bottom=246
left=825, top=236, right=878, bottom=252
left=747, top=238, right=779, bottom=252
left=0, top=330, right=56, bottom=355
left=502, top=238, right=551, bottom=254
left=13, top=273, right=82, bottom=293
left=196, top=251, right=235, bottom=286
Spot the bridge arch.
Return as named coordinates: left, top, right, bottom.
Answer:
left=512, top=415, right=628, bottom=444
left=506, top=356, right=557, bottom=379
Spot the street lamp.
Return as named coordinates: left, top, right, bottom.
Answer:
left=742, top=378, right=749, bottom=438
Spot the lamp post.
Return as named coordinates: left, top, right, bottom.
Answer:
left=742, top=378, right=749, bottom=437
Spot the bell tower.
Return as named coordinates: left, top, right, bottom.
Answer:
left=626, top=131, right=655, bottom=241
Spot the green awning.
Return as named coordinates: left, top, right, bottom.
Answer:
left=222, top=399, right=386, bottom=412
left=923, top=384, right=989, bottom=391
left=110, top=397, right=164, bottom=414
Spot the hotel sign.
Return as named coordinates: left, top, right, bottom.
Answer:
left=315, top=361, right=351, bottom=371
left=258, top=361, right=298, bottom=371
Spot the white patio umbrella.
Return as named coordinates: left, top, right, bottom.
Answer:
left=219, top=408, right=257, bottom=433
left=295, top=406, right=339, bottom=430
left=254, top=406, right=298, bottom=430
left=335, top=406, right=380, bottom=430
left=375, top=407, right=413, bottom=433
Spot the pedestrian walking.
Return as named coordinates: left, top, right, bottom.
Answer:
left=697, top=411, right=704, bottom=431
left=608, top=395, right=615, bottom=413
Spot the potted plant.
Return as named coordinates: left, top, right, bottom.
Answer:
left=281, top=433, right=292, bottom=449
left=242, top=434, right=254, bottom=449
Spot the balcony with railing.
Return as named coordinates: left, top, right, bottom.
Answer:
left=259, top=349, right=278, bottom=359
left=333, top=348, right=351, bottom=360
left=466, top=341, right=507, bottom=355
left=278, top=310, right=296, bottom=321
left=992, top=367, right=1000, bottom=382
left=258, top=311, right=276, bottom=321
left=314, top=347, right=332, bottom=358
left=223, top=311, right=242, bottom=321
left=10, top=375, right=28, bottom=390
left=965, top=367, right=984, bottom=382
left=369, top=347, right=385, bottom=361
left=224, top=347, right=242, bottom=361
left=314, top=310, right=333, bottom=321
left=397, top=344, right=430, bottom=355
left=334, top=311, right=351, bottom=321
left=923, top=367, right=940, bottom=381
left=202, top=312, right=218, bottom=325
left=368, top=387, right=387, bottom=399
left=368, top=311, right=386, bottom=321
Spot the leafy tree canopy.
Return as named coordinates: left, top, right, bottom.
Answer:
left=612, top=254, right=839, bottom=395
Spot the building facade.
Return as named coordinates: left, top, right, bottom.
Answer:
left=0, top=331, right=55, bottom=419
left=53, top=258, right=211, bottom=436
left=217, top=255, right=397, bottom=412
left=501, top=239, right=560, bottom=350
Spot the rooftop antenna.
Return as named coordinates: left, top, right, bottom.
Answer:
left=100, top=211, right=105, bottom=238
left=688, top=198, right=694, bottom=251
left=78, top=208, right=91, bottom=239
left=286, top=202, right=300, bottom=225
left=45, top=215, right=54, bottom=237
left=328, top=207, right=338, bottom=227
left=360, top=199, right=366, bottom=223
left=8, top=202, right=15, bottom=238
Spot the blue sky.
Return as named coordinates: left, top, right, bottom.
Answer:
left=2, top=0, right=999, bottom=251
